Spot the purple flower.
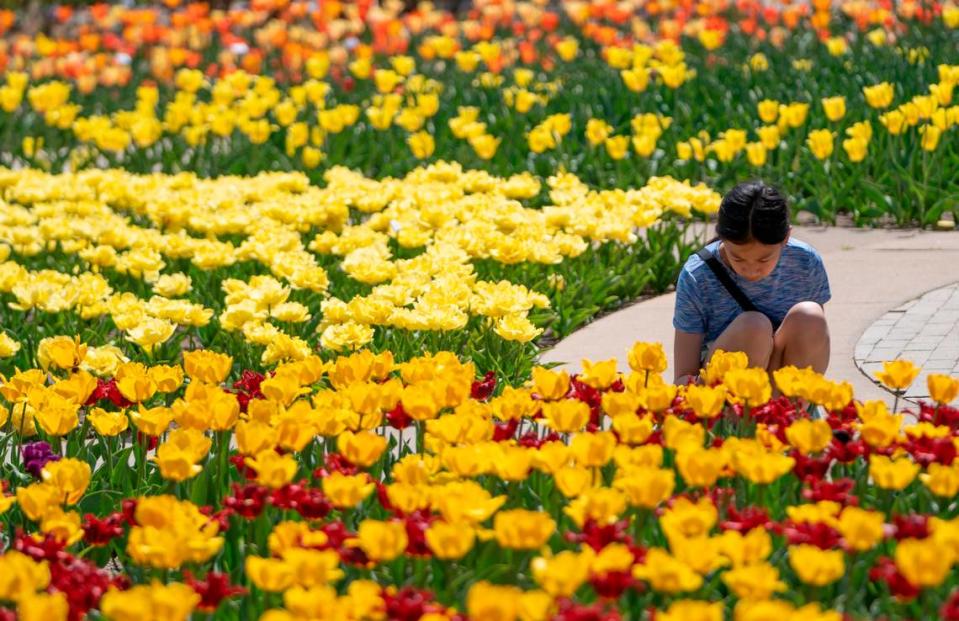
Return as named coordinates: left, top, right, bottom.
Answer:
left=22, top=441, right=60, bottom=478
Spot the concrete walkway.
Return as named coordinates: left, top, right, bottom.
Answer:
left=539, top=226, right=959, bottom=406
left=855, top=283, right=959, bottom=401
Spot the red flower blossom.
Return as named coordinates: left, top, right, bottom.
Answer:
left=230, top=454, right=258, bottom=479
left=232, top=370, right=265, bottom=412
left=386, top=403, right=413, bottom=430
left=318, top=520, right=352, bottom=547
left=492, top=418, right=519, bottom=441
left=82, top=512, right=125, bottom=546
left=516, top=430, right=561, bottom=448
left=941, top=589, right=959, bottom=620
left=919, top=401, right=959, bottom=429
left=565, top=518, right=633, bottom=551
left=802, top=478, right=858, bottom=506
left=184, top=571, right=247, bottom=613
left=591, top=569, right=638, bottom=598
left=224, top=482, right=269, bottom=519
left=12, top=530, right=68, bottom=562
left=870, top=556, right=920, bottom=600
left=470, top=371, right=497, bottom=401
left=552, top=598, right=623, bottom=621
left=209, top=508, right=234, bottom=532
left=827, top=436, right=868, bottom=463
left=135, top=431, right=158, bottom=452
left=891, top=513, right=930, bottom=541
left=749, top=396, right=798, bottom=428
left=51, top=555, right=122, bottom=621
left=720, top=504, right=772, bottom=532
left=121, top=498, right=138, bottom=526
left=903, top=435, right=956, bottom=467
left=776, top=520, right=842, bottom=549
left=13, top=532, right=122, bottom=621
left=85, top=378, right=132, bottom=408
left=404, top=509, right=436, bottom=557
left=791, top=450, right=833, bottom=481
left=383, top=586, right=434, bottom=621
left=312, top=452, right=359, bottom=479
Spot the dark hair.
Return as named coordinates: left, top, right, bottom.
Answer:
left=715, top=181, right=790, bottom=245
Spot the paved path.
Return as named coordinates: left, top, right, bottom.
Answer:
left=855, top=283, right=959, bottom=400
left=539, top=226, right=959, bottom=406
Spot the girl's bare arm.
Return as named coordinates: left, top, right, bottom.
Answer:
left=674, top=329, right=705, bottom=384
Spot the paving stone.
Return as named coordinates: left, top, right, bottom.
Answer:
left=918, top=324, right=955, bottom=337
left=906, top=337, right=945, bottom=346
left=867, top=348, right=904, bottom=362
left=902, top=351, right=932, bottom=365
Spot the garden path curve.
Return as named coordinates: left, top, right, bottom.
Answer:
left=539, top=225, right=959, bottom=406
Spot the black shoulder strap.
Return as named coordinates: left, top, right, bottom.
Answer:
left=696, top=247, right=757, bottom=312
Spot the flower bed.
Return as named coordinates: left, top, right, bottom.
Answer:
left=1, top=342, right=959, bottom=620
left=0, top=0, right=955, bottom=224
left=0, top=165, right=715, bottom=377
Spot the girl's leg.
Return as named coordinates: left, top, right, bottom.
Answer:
left=705, top=311, right=774, bottom=369
left=768, top=302, right=830, bottom=374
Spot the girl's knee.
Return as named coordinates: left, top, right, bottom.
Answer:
left=733, top=311, right=774, bottom=339
left=784, top=302, right=828, bottom=336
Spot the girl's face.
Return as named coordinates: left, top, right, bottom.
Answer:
left=720, top=238, right=787, bottom=282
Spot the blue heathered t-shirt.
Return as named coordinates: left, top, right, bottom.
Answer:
left=673, top=238, right=831, bottom=344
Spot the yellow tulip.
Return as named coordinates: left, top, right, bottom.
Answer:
left=785, top=418, right=833, bottom=455
left=586, top=119, right=612, bottom=145
left=788, top=545, right=844, bottom=586
left=17, top=591, right=68, bottom=621
left=920, top=462, right=959, bottom=497
left=627, top=341, right=667, bottom=373
left=36, top=335, right=86, bottom=371
left=837, top=506, right=885, bottom=551
left=579, top=359, right=619, bottom=390
left=721, top=562, right=786, bottom=601
left=493, top=510, right=556, bottom=550
left=245, top=450, right=298, bottom=489
left=724, top=368, right=772, bottom=406
left=821, top=96, right=846, bottom=121
left=182, top=350, right=233, bottom=384
left=604, top=135, right=630, bottom=160
left=920, top=124, right=942, bottom=151
left=684, top=384, right=726, bottom=419
left=425, top=520, right=475, bottom=560
left=928, top=374, right=959, bottom=404
left=531, top=549, right=591, bottom=597
left=746, top=142, right=767, bottom=167
left=337, top=430, right=387, bottom=468
left=632, top=548, right=702, bottom=593
left=613, top=467, right=674, bottom=508
left=322, top=472, right=375, bottom=509
left=874, top=359, right=921, bottom=391
left=895, top=537, right=954, bottom=587
left=676, top=447, right=728, bottom=488
left=407, top=131, right=434, bottom=159
left=246, top=556, right=296, bottom=592
left=806, top=129, right=835, bottom=159
left=869, top=455, right=920, bottom=490
left=466, top=582, right=521, bottom=621
left=864, top=82, right=895, bottom=109
left=541, top=400, right=590, bottom=433
left=356, top=519, right=408, bottom=563
left=757, top=99, right=779, bottom=123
